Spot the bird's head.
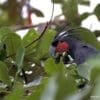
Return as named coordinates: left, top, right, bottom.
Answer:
left=50, top=31, right=70, bottom=63
left=55, top=40, right=69, bottom=53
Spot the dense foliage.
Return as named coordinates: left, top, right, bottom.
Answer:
left=0, top=0, right=100, bottom=100
left=0, top=26, right=99, bottom=100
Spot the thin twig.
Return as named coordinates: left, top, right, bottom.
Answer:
left=6, top=0, right=55, bottom=59
left=24, top=0, right=54, bottom=48
left=50, top=0, right=55, bottom=23
left=8, top=20, right=65, bottom=31
left=25, top=22, right=49, bottom=48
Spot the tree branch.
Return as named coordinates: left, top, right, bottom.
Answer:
left=25, top=22, right=49, bottom=48
left=6, top=0, right=55, bottom=59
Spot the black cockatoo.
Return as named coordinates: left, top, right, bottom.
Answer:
left=49, top=29, right=98, bottom=65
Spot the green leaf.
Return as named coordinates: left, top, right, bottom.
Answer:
left=16, top=46, right=25, bottom=72
left=78, top=54, right=100, bottom=81
left=22, top=29, right=39, bottom=55
left=62, top=0, right=79, bottom=26
left=44, top=58, right=64, bottom=75
left=78, top=63, right=92, bottom=80
left=78, top=0, right=90, bottom=5
left=0, top=49, right=6, bottom=61
left=80, top=12, right=90, bottom=21
left=0, top=27, right=13, bottom=40
left=94, top=4, right=100, bottom=20
left=40, top=74, right=77, bottom=100
left=91, top=66, right=100, bottom=83
left=27, top=77, right=48, bottom=100
left=0, top=43, right=3, bottom=51
left=31, top=7, right=44, bottom=17
left=75, top=28, right=100, bottom=49
left=91, top=76, right=100, bottom=100
left=94, top=30, right=100, bottom=37
left=55, top=74, right=77, bottom=100
left=4, top=83, right=24, bottom=100
left=4, top=32, right=21, bottom=57
left=40, top=76, right=58, bottom=100
left=0, top=61, right=11, bottom=85
left=88, top=55, right=100, bottom=82
left=51, top=0, right=63, bottom=4
left=35, top=29, right=56, bottom=60
left=0, top=44, right=7, bottom=61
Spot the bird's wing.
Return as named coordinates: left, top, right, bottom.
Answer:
left=73, top=44, right=98, bottom=65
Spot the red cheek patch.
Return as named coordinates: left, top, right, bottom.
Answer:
left=56, top=41, right=69, bottom=53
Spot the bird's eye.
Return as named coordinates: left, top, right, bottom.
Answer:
left=56, top=41, right=69, bottom=53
